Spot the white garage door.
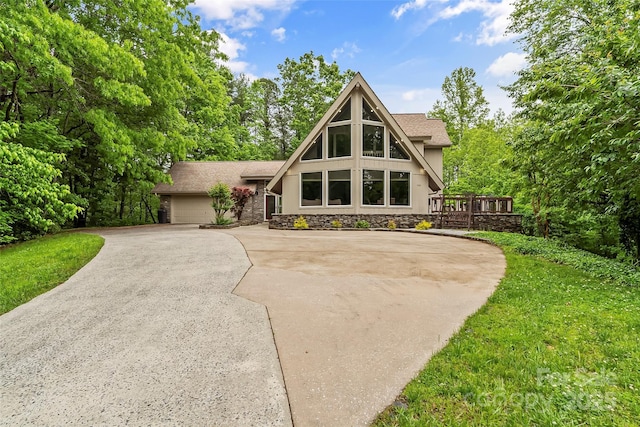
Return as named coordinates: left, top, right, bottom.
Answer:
left=171, top=196, right=215, bottom=224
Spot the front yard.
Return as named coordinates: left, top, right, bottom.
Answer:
left=375, top=232, right=639, bottom=426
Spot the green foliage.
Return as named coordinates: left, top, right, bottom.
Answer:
left=0, top=123, right=80, bottom=243
left=429, top=67, right=490, bottom=145
left=415, top=220, right=432, bottom=230
left=375, top=233, right=640, bottom=425
left=444, top=120, right=516, bottom=196
left=354, top=220, right=370, bottom=229
left=208, top=183, right=233, bottom=225
left=0, top=0, right=239, bottom=232
left=475, top=232, right=640, bottom=287
left=507, top=0, right=640, bottom=258
left=293, top=216, right=309, bottom=229
left=387, top=219, right=397, bottom=230
left=277, top=52, right=355, bottom=155
left=0, top=233, right=104, bottom=314
left=331, top=219, right=343, bottom=228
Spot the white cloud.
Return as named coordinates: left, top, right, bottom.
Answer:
left=391, top=0, right=430, bottom=19
left=486, top=52, right=527, bottom=77
left=271, top=27, right=286, bottom=42
left=193, top=0, right=297, bottom=30
left=392, top=0, right=516, bottom=46
left=439, top=0, right=515, bottom=46
left=331, top=42, right=361, bottom=60
left=217, top=32, right=250, bottom=73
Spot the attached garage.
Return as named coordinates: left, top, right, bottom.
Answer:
left=170, top=195, right=214, bottom=224
left=152, top=161, right=285, bottom=224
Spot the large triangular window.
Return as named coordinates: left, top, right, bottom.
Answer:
left=362, top=98, right=381, bottom=122
left=389, top=134, right=410, bottom=160
left=301, top=134, right=323, bottom=161
left=331, top=98, right=351, bottom=122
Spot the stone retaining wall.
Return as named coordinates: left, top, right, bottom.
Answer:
left=269, top=213, right=522, bottom=233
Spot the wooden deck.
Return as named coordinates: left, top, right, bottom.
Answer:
left=431, top=195, right=514, bottom=229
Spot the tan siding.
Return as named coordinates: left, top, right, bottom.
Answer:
left=171, top=196, right=215, bottom=224
left=423, top=148, right=444, bottom=183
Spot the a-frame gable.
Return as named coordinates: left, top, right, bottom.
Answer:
left=267, top=73, right=444, bottom=193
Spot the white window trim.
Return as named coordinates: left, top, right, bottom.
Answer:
left=361, top=169, right=386, bottom=207
left=389, top=170, right=412, bottom=208
left=326, top=169, right=353, bottom=208
left=327, top=123, right=353, bottom=160
left=299, top=171, right=324, bottom=209
left=361, top=123, right=386, bottom=159
left=389, top=133, right=412, bottom=162
left=300, top=133, right=324, bottom=163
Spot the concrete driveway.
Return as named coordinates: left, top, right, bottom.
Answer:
left=0, top=225, right=291, bottom=426
left=224, top=226, right=506, bottom=426
left=0, top=225, right=505, bottom=426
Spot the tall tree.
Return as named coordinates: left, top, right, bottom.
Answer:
left=1, top=0, right=236, bottom=233
left=429, top=67, right=490, bottom=145
left=277, top=52, right=355, bottom=154
left=507, top=0, right=640, bottom=256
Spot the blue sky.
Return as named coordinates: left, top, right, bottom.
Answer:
left=191, top=0, right=526, bottom=115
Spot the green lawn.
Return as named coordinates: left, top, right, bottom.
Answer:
left=375, top=232, right=640, bottom=426
left=0, top=233, right=104, bottom=315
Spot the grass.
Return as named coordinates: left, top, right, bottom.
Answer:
left=374, top=232, right=640, bottom=426
left=0, top=233, right=104, bottom=315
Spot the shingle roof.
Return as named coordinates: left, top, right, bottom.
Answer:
left=152, top=161, right=285, bottom=195
left=392, top=114, right=452, bottom=147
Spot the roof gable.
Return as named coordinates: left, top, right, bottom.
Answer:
left=267, top=73, right=445, bottom=193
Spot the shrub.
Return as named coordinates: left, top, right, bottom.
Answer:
left=230, top=186, right=255, bottom=220
left=354, top=219, right=370, bottom=229
left=293, top=216, right=309, bottom=229
left=208, top=182, right=233, bottom=225
left=416, top=220, right=432, bottom=230
left=331, top=219, right=343, bottom=228
left=387, top=219, right=397, bottom=230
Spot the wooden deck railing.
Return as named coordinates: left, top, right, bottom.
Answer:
left=430, top=195, right=514, bottom=229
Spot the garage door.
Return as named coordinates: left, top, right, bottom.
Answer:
left=171, top=196, right=215, bottom=224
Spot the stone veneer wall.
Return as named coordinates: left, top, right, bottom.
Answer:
left=269, top=213, right=523, bottom=233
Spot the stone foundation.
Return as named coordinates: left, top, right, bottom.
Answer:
left=269, top=213, right=522, bottom=233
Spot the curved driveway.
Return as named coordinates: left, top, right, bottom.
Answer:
left=225, top=226, right=505, bottom=426
left=0, top=225, right=505, bottom=426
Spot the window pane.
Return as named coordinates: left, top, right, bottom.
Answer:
left=389, top=134, right=409, bottom=160
left=331, top=98, right=351, bottom=122
left=362, top=98, right=381, bottom=122
left=362, top=124, right=384, bottom=157
left=301, top=172, right=323, bottom=206
left=328, top=125, right=351, bottom=158
left=362, top=169, right=384, bottom=205
left=390, top=171, right=410, bottom=206
left=328, top=170, right=351, bottom=205
left=302, top=134, right=323, bottom=161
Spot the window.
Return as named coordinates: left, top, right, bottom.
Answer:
left=331, top=98, right=351, bottom=122
left=328, top=170, right=351, bottom=206
left=390, top=171, right=410, bottom=206
left=328, top=125, right=351, bottom=158
left=301, top=172, right=323, bottom=206
left=362, top=98, right=381, bottom=122
left=362, top=170, right=384, bottom=205
left=302, top=134, right=323, bottom=161
left=389, top=134, right=409, bottom=160
left=362, top=124, right=384, bottom=157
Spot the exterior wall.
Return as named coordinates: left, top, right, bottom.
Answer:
left=270, top=213, right=522, bottom=232
left=237, top=181, right=268, bottom=223
left=281, top=90, right=431, bottom=215
left=423, top=147, right=444, bottom=183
